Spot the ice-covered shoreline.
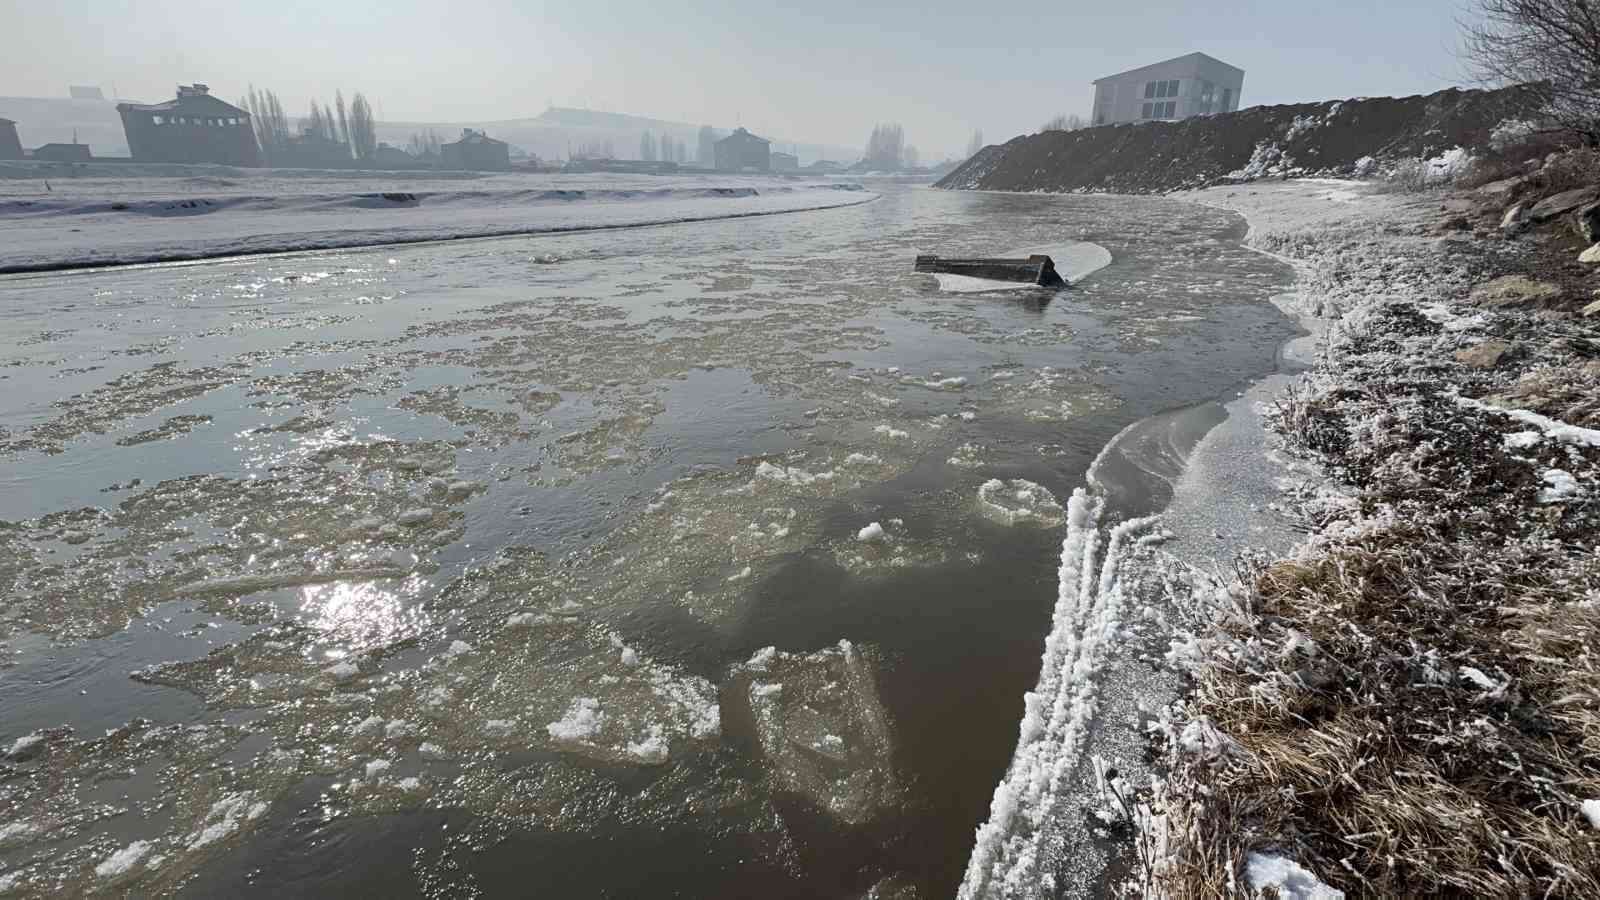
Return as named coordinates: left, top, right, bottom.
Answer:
left=0, top=179, right=876, bottom=273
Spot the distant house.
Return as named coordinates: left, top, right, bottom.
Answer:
left=372, top=143, right=416, bottom=168
left=770, top=151, right=799, bottom=172
left=0, top=119, right=22, bottom=160
left=117, top=84, right=261, bottom=166
left=1091, top=53, right=1245, bottom=126
left=440, top=129, right=510, bottom=171
left=714, top=127, right=770, bottom=172
left=32, top=142, right=92, bottom=162
left=273, top=130, right=353, bottom=169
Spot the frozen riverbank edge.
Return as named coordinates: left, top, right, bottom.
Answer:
left=0, top=183, right=878, bottom=274
left=960, top=178, right=1600, bottom=898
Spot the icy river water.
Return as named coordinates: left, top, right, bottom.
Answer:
left=0, top=184, right=1293, bottom=898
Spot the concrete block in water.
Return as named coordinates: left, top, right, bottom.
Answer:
left=914, top=254, right=1067, bottom=287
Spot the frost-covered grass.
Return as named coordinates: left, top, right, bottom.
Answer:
left=1137, top=182, right=1600, bottom=897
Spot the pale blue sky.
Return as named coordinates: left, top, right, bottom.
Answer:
left=2, top=0, right=1474, bottom=157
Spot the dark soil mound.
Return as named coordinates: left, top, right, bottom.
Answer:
left=937, top=85, right=1539, bottom=194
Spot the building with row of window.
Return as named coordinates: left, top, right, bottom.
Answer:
left=117, top=84, right=262, bottom=166
left=1091, top=53, right=1245, bottom=126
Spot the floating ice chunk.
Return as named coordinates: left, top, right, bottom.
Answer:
left=620, top=645, right=641, bottom=666
left=187, top=793, right=269, bottom=850
left=95, top=841, right=152, bottom=878
left=445, top=639, right=473, bottom=657
left=4, top=733, right=43, bottom=760
left=352, top=715, right=384, bottom=735
left=727, top=566, right=752, bottom=582
left=547, top=698, right=605, bottom=742
left=396, top=777, right=424, bottom=792
left=746, top=646, right=777, bottom=672
left=857, top=522, right=886, bottom=542
left=397, top=508, right=434, bottom=527
left=505, top=612, right=542, bottom=628
left=1245, top=852, right=1345, bottom=899
left=364, top=759, right=391, bottom=778
left=844, top=453, right=882, bottom=466
left=0, top=821, right=38, bottom=845
left=419, top=742, right=446, bottom=759
left=324, top=661, right=359, bottom=682
left=744, top=640, right=898, bottom=825
left=626, top=725, right=671, bottom=764
left=1504, top=431, right=1542, bottom=451
left=755, top=461, right=836, bottom=487
left=446, top=480, right=481, bottom=499
left=484, top=719, right=515, bottom=738
left=977, top=479, right=1067, bottom=528
left=873, top=425, right=909, bottom=440
left=384, top=720, right=414, bottom=739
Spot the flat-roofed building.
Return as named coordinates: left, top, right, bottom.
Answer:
left=0, top=119, right=23, bottom=160
left=1091, top=53, right=1244, bottom=126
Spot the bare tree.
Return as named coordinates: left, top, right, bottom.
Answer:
left=408, top=128, right=443, bottom=158
left=1462, top=0, right=1600, bottom=142
left=335, top=91, right=352, bottom=151
left=640, top=130, right=657, bottom=161
left=348, top=93, right=377, bottom=161
left=966, top=129, right=984, bottom=158
left=1041, top=114, right=1087, bottom=132
left=903, top=145, right=920, bottom=169
left=864, top=123, right=906, bottom=170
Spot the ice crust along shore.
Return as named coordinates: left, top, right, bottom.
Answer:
left=959, top=179, right=1398, bottom=898
left=0, top=177, right=876, bottom=272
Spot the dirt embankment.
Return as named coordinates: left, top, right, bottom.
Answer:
left=937, top=85, right=1537, bottom=194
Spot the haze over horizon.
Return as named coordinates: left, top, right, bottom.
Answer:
left=6, top=1, right=1470, bottom=160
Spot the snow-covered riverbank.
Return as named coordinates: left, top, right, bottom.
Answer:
left=1135, top=180, right=1600, bottom=896
left=960, top=175, right=1600, bottom=898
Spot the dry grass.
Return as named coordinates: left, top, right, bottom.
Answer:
left=1138, top=287, right=1600, bottom=897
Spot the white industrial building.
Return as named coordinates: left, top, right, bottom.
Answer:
left=1091, top=53, right=1245, bottom=126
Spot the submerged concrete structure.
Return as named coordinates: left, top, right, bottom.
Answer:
left=118, top=84, right=260, bottom=166
left=714, top=127, right=770, bottom=172
left=1092, top=53, right=1244, bottom=126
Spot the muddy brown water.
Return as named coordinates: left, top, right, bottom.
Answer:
left=0, top=184, right=1293, bottom=898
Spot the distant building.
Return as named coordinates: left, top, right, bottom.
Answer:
left=0, top=119, right=22, bottom=160
left=117, top=84, right=261, bottom=166
left=806, top=159, right=843, bottom=173
left=273, top=130, right=353, bottom=169
left=440, top=129, right=510, bottom=171
left=372, top=143, right=416, bottom=168
left=714, top=127, right=770, bottom=172
left=32, top=142, right=92, bottom=162
left=1091, top=53, right=1245, bottom=126
left=770, top=151, right=799, bottom=172
left=69, top=86, right=106, bottom=101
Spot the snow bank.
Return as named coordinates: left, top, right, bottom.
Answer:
left=1246, top=852, right=1346, bottom=899
left=94, top=841, right=153, bottom=878
left=0, top=179, right=877, bottom=273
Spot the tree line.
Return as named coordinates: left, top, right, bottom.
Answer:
left=239, top=86, right=380, bottom=163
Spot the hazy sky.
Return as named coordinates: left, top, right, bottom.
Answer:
left=3, top=0, right=1473, bottom=157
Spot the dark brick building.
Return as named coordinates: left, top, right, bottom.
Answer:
left=440, top=129, right=510, bottom=171
left=714, top=127, right=770, bottom=172
left=118, top=84, right=261, bottom=166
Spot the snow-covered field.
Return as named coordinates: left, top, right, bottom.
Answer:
left=0, top=170, right=875, bottom=271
